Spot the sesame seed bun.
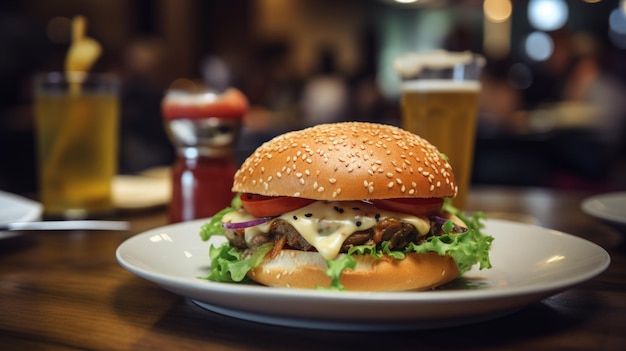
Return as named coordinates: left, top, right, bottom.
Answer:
left=248, top=250, right=460, bottom=291
left=232, top=122, right=457, bottom=200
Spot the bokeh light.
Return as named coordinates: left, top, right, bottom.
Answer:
left=525, top=31, right=554, bottom=61
left=609, top=7, right=626, bottom=34
left=484, top=0, right=512, bottom=23
left=508, top=62, right=533, bottom=89
left=528, top=0, right=569, bottom=31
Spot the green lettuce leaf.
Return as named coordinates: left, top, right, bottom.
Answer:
left=199, top=194, right=242, bottom=241
left=319, top=254, right=357, bottom=291
left=200, top=242, right=273, bottom=283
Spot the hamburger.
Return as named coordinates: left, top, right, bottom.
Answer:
left=200, top=122, right=492, bottom=291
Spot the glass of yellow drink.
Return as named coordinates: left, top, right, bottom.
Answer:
left=394, top=51, right=484, bottom=210
left=34, top=72, right=120, bottom=218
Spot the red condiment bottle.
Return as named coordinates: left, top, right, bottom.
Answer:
left=162, top=88, right=248, bottom=223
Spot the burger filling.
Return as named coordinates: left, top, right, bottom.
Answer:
left=200, top=196, right=492, bottom=289
left=221, top=200, right=465, bottom=261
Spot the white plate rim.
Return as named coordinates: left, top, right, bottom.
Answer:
left=0, top=190, right=43, bottom=239
left=116, top=218, right=610, bottom=330
left=581, top=191, right=626, bottom=225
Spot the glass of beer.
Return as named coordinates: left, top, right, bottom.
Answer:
left=394, top=50, right=484, bottom=209
left=34, top=72, right=120, bottom=219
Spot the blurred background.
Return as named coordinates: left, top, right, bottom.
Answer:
left=1, top=0, right=626, bottom=195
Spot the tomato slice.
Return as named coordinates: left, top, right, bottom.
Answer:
left=240, top=193, right=316, bottom=217
left=371, top=198, right=443, bottom=217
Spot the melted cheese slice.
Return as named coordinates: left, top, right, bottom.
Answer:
left=222, top=200, right=431, bottom=260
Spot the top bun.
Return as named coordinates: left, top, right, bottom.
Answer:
left=232, top=122, right=457, bottom=200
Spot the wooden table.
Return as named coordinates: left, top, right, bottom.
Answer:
left=1, top=186, right=624, bottom=350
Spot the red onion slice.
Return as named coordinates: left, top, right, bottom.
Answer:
left=223, top=217, right=273, bottom=230
left=429, top=215, right=468, bottom=233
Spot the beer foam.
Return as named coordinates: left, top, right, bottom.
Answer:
left=394, top=50, right=484, bottom=78
left=401, top=79, right=480, bottom=92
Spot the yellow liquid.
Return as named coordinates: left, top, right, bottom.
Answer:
left=35, top=93, right=119, bottom=218
left=401, top=80, right=480, bottom=209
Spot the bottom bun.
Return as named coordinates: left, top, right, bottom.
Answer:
left=247, top=250, right=460, bottom=291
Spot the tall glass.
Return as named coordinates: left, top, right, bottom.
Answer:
left=394, top=51, right=484, bottom=209
left=34, top=72, right=120, bottom=219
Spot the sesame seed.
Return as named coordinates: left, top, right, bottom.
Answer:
left=329, top=178, right=337, bottom=184
left=430, top=184, right=435, bottom=191
left=317, top=187, right=325, bottom=192
left=386, top=172, right=393, bottom=178
left=387, top=182, right=394, bottom=188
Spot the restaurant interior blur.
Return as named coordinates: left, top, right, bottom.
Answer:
left=1, top=0, right=626, bottom=196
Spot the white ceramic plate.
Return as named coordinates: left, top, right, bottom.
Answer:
left=116, top=219, right=610, bottom=331
left=0, top=190, right=43, bottom=239
left=581, top=191, right=626, bottom=227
